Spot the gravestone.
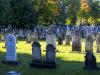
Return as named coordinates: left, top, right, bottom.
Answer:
left=32, top=42, right=42, bottom=63
left=46, top=30, right=56, bottom=48
left=65, top=30, right=71, bottom=45
left=58, top=34, right=63, bottom=45
left=1, top=31, right=5, bottom=41
left=33, top=31, right=39, bottom=42
left=83, top=51, right=99, bottom=70
left=72, top=29, right=81, bottom=52
left=46, top=44, right=56, bottom=66
left=85, top=33, right=94, bottom=52
left=2, top=34, right=19, bottom=65
left=7, top=71, right=22, bottom=75
left=5, top=24, right=13, bottom=35
left=18, top=29, right=24, bottom=38
left=96, top=32, right=100, bottom=53
left=30, top=42, right=43, bottom=67
left=26, top=30, right=31, bottom=43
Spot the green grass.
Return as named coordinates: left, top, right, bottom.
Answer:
left=0, top=40, right=100, bottom=75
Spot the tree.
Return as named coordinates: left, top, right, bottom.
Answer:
left=77, top=0, right=91, bottom=25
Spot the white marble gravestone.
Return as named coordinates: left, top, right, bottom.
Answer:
left=6, top=34, right=17, bottom=61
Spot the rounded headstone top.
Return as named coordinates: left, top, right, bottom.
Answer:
left=32, top=42, right=41, bottom=47
left=46, top=44, right=56, bottom=51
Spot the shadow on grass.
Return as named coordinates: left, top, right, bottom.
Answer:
left=0, top=52, right=100, bottom=75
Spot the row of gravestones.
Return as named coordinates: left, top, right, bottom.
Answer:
left=58, top=29, right=100, bottom=53
left=1, top=34, right=100, bottom=70
left=2, top=34, right=56, bottom=68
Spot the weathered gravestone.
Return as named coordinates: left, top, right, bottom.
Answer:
left=83, top=51, right=99, bottom=70
left=96, top=32, right=100, bottom=53
left=1, top=31, right=5, bottom=41
left=2, top=34, right=20, bottom=65
left=5, top=24, right=13, bottom=35
left=32, top=42, right=42, bottom=62
left=85, top=33, right=94, bottom=52
left=26, top=30, right=31, bottom=43
left=72, top=29, right=81, bottom=52
left=58, top=34, right=63, bottom=45
left=65, top=30, right=71, bottom=45
left=46, top=44, right=56, bottom=68
left=30, top=42, right=42, bottom=67
left=46, top=30, right=56, bottom=48
left=33, top=31, right=39, bottom=42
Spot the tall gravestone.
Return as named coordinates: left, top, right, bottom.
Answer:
left=72, top=29, right=81, bottom=52
left=65, top=30, right=71, bottom=45
left=26, top=30, right=31, bottom=43
left=2, top=34, right=19, bottom=65
left=46, top=30, right=56, bottom=48
left=30, top=42, right=43, bottom=67
left=32, top=42, right=42, bottom=63
left=46, top=44, right=56, bottom=68
left=85, top=33, right=94, bottom=52
left=33, top=31, right=39, bottom=42
left=96, top=32, right=100, bottom=53
left=6, top=24, right=13, bottom=35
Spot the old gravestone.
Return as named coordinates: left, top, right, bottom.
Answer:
left=26, top=30, right=31, bottom=43
left=2, top=34, right=19, bottom=65
left=32, top=42, right=42, bottom=63
left=30, top=42, right=42, bottom=67
left=65, top=30, right=71, bottom=45
left=46, top=30, right=56, bottom=48
left=72, top=29, right=81, bottom=52
left=85, top=33, right=94, bottom=52
left=5, top=24, right=13, bottom=35
left=33, top=31, right=39, bottom=42
left=83, top=51, right=99, bottom=70
left=46, top=44, right=56, bottom=68
left=96, top=32, right=100, bottom=53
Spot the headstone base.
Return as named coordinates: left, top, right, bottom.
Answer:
left=83, top=66, right=99, bottom=71
left=2, top=60, right=21, bottom=66
left=26, top=41, right=31, bottom=43
left=30, top=61, right=57, bottom=69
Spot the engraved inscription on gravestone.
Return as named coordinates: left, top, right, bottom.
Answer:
left=6, top=34, right=17, bottom=61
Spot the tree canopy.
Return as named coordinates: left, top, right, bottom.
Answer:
left=0, top=0, right=99, bottom=28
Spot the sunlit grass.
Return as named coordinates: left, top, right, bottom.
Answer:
left=0, top=40, right=100, bottom=75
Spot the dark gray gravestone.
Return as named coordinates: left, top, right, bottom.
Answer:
left=65, top=30, right=71, bottom=45
left=46, top=44, right=56, bottom=65
left=58, top=35, right=63, bottom=45
left=72, top=29, right=81, bottom=52
left=96, top=32, right=100, bottom=53
left=85, top=33, right=94, bottom=52
left=32, top=42, right=42, bottom=63
left=83, top=51, right=99, bottom=70
left=26, top=30, right=31, bottom=43
left=5, top=24, right=13, bottom=35
left=46, top=30, right=56, bottom=48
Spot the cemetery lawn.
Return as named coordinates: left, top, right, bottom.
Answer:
left=0, top=40, right=100, bottom=75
